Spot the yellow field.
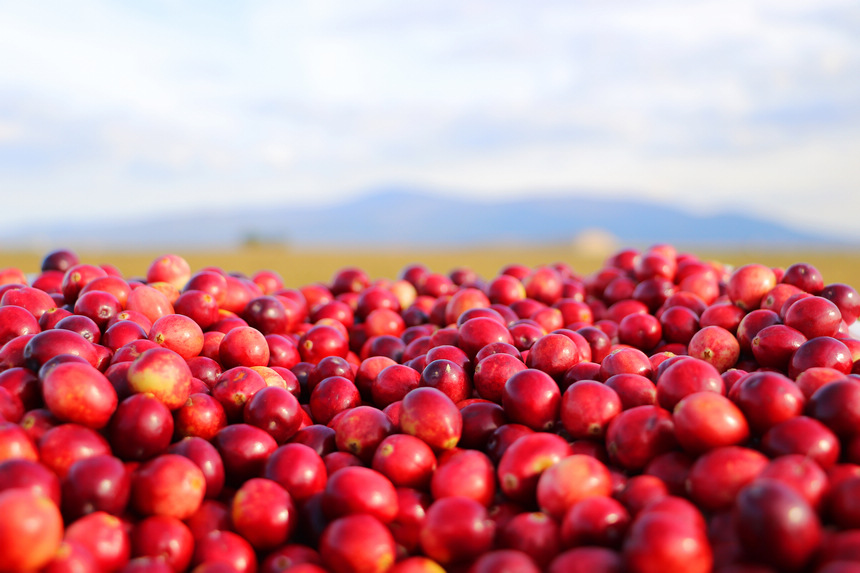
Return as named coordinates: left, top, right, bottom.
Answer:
left=3, top=244, right=860, bottom=290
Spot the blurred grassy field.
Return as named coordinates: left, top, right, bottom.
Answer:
left=3, top=244, right=860, bottom=290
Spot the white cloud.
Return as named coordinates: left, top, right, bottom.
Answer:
left=0, top=0, right=858, bottom=240
left=0, top=120, right=23, bottom=143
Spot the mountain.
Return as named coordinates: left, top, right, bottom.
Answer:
left=1, top=188, right=846, bottom=250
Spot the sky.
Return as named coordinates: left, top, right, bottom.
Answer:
left=1, top=0, right=859, bottom=242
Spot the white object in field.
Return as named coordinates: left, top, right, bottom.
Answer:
left=849, top=320, right=860, bottom=340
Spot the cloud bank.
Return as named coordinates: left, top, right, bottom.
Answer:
left=1, top=0, right=859, bottom=240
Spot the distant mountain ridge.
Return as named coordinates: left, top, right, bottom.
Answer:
left=1, top=188, right=845, bottom=249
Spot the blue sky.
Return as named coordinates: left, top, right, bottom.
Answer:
left=1, top=0, right=859, bottom=241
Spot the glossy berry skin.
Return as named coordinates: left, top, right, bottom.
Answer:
left=62, top=454, right=131, bottom=519
left=497, top=433, right=573, bottom=505
left=536, top=454, right=613, bottom=521
left=321, top=466, right=398, bottom=524
left=734, top=478, right=822, bottom=572
left=320, top=514, right=396, bottom=573
left=622, top=511, right=712, bottom=573
left=131, top=454, right=206, bottom=520
left=685, top=446, right=769, bottom=512
left=41, top=362, right=118, bottom=430
left=419, top=496, right=495, bottom=567
left=502, top=369, right=562, bottom=431
left=561, top=381, right=622, bottom=440
left=0, top=489, right=64, bottom=572
left=733, top=372, right=805, bottom=435
left=231, top=478, right=296, bottom=551
left=399, top=387, right=462, bottom=452
left=560, top=496, right=630, bottom=549
left=606, top=406, right=677, bottom=471
left=672, top=392, right=749, bottom=454
left=808, top=379, right=860, bottom=438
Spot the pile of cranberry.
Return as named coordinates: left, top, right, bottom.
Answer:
left=1, top=244, right=860, bottom=573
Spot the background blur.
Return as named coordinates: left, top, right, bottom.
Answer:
left=1, top=1, right=859, bottom=282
